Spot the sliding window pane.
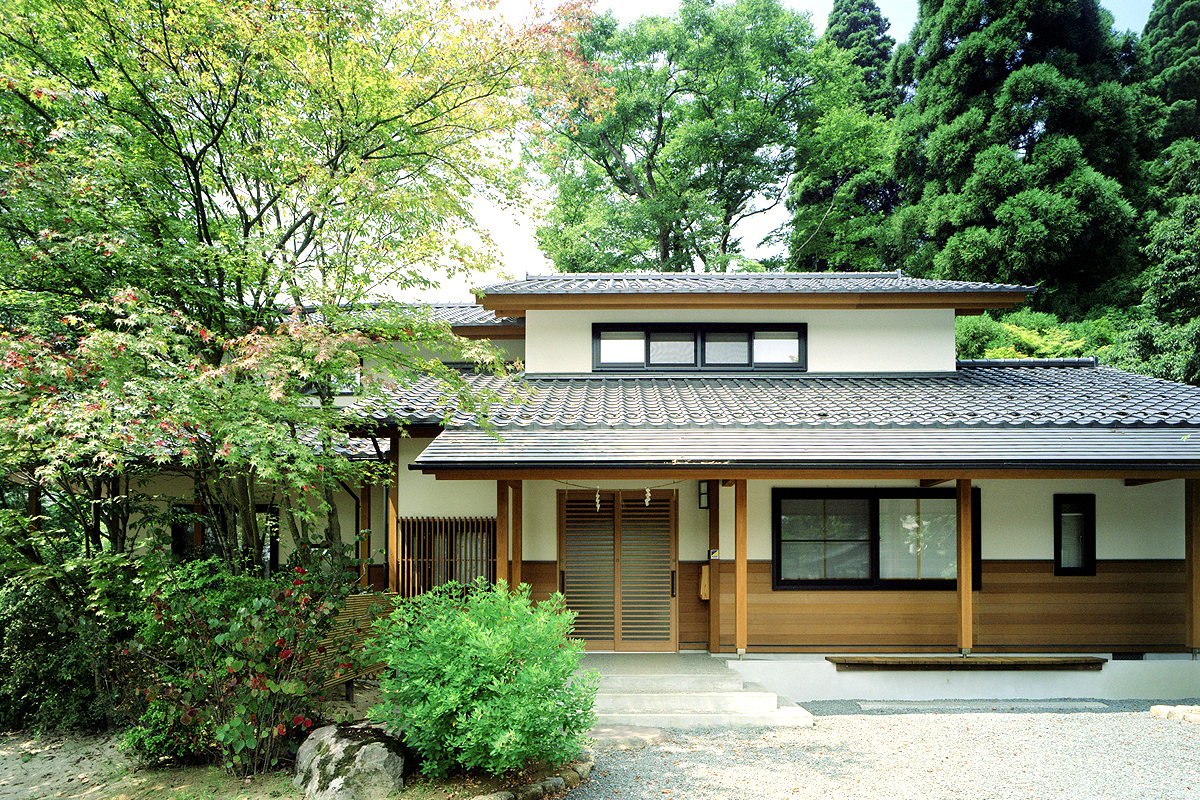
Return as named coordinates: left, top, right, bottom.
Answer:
left=599, top=331, right=644, bottom=364
left=704, top=332, right=750, bottom=365
left=878, top=497, right=956, bottom=579
left=754, top=331, right=800, bottom=365
left=648, top=332, right=695, bottom=365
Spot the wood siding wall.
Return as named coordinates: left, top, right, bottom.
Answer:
left=713, top=560, right=1187, bottom=653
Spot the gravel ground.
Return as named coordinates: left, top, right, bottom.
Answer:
left=569, top=701, right=1200, bottom=800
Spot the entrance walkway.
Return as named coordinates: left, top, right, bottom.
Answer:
left=579, top=652, right=813, bottom=728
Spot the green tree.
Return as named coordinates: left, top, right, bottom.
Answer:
left=0, top=0, right=590, bottom=342
left=823, top=0, right=897, bottom=117
left=1141, top=0, right=1200, bottom=147
left=784, top=0, right=897, bottom=272
left=534, top=0, right=855, bottom=272
left=887, top=0, right=1161, bottom=316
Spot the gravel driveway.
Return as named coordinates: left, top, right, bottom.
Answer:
left=570, top=701, right=1200, bottom=800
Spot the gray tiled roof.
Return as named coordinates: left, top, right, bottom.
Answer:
left=366, top=364, right=1200, bottom=431
left=476, top=271, right=1034, bottom=296
left=419, top=303, right=523, bottom=328
left=305, top=303, right=522, bottom=328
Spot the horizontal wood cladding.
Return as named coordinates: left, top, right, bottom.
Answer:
left=975, top=560, right=1185, bottom=650
left=715, top=560, right=1186, bottom=652
left=677, top=561, right=709, bottom=648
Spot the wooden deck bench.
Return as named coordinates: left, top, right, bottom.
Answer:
left=826, top=656, right=1108, bottom=672
left=313, top=592, right=397, bottom=701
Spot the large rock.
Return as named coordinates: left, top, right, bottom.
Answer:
left=294, top=724, right=406, bottom=800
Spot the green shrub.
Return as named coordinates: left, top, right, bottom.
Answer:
left=0, top=582, right=107, bottom=731
left=132, top=554, right=362, bottom=775
left=120, top=698, right=215, bottom=765
left=367, top=579, right=597, bottom=778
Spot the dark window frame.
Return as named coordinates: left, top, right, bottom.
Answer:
left=593, top=323, right=808, bottom=372
left=1053, top=493, right=1096, bottom=576
left=771, top=487, right=982, bottom=590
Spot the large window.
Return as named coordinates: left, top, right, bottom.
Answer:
left=594, top=324, right=806, bottom=372
left=772, top=488, right=981, bottom=590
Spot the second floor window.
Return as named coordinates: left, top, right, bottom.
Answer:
left=594, top=324, right=807, bottom=371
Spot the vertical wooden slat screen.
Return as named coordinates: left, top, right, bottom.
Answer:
left=618, top=492, right=675, bottom=647
left=561, top=492, right=617, bottom=647
left=395, top=517, right=496, bottom=598
left=559, top=490, right=676, bottom=651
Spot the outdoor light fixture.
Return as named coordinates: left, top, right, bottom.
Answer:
left=699, top=480, right=709, bottom=509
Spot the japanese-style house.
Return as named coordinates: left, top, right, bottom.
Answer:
left=346, top=272, right=1200, bottom=699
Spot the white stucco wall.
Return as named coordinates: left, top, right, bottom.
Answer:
left=523, top=308, right=956, bottom=374
left=975, top=478, right=1185, bottom=560
left=387, top=469, right=1188, bottom=568
left=715, top=478, right=1186, bottom=563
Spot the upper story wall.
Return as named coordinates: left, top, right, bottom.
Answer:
left=522, top=308, right=957, bottom=374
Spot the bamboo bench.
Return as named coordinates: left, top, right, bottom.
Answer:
left=313, top=592, right=397, bottom=700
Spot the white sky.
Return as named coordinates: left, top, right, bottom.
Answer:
left=415, top=0, right=1156, bottom=301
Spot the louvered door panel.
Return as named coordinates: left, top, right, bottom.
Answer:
left=561, top=493, right=616, bottom=647
left=617, top=492, right=675, bottom=650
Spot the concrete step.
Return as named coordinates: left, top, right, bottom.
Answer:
left=595, top=689, right=779, bottom=714
left=594, top=706, right=814, bottom=728
left=596, top=672, right=745, bottom=692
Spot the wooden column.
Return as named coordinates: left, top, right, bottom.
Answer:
left=358, top=483, right=371, bottom=589
left=496, top=480, right=509, bottom=585
left=707, top=479, right=721, bottom=653
left=387, top=435, right=399, bottom=593
left=510, top=481, right=523, bottom=589
left=735, top=479, right=748, bottom=655
left=1186, top=479, right=1200, bottom=651
left=956, top=478, right=974, bottom=654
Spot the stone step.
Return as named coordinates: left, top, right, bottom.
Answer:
left=596, top=672, right=745, bottom=692
left=594, top=706, right=814, bottom=728
left=595, top=689, right=779, bottom=714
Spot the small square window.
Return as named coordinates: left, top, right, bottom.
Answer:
left=598, top=331, right=644, bottom=364
left=1054, top=494, right=1096, bottom=576
left=754, top=331, right=800, bottom=365
left=704, top=332, right=750, bottom=365
left=648, top=331, right=695, bottom=366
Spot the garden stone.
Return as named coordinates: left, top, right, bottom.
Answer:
left=556, top=767, right=581, bottom=788
left=541, top=776, right=565, bottom=793
left=294, top=724, right=406, bottom=800
left=515, top=782, right=545, bottom=800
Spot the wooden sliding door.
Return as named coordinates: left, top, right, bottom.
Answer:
left=558, top=490, right=678, bottom=651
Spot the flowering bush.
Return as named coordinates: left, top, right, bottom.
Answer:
left=131, top=557, right=360, bottom=775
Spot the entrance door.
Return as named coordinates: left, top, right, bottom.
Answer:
left=558, top=489, right=677, bottom=651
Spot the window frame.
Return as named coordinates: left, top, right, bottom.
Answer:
left=771, top=487, right=982, bottom=591
left=593, top=323, right=808, bottom=372
left=1053, top=493, right=1096, bottom=577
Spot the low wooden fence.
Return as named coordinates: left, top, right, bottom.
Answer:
left=395, top=516, right=495, bottom=598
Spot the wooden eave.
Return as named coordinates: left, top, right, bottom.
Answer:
left=476, top=291, right=1032, bottom=317
left=450, top=324, right=524, bottom=340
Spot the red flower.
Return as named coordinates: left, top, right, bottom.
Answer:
left=275, top=723, right=287, bottom=736
left=293, top=578, right=304, bottom=586
left=279, top=649, right=293, bottom=659
left=294, top=566, right=307, bottom=575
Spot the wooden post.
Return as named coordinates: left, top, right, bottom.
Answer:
left=1186, top=479, right=1199, bottom=651
left=192, top=494, right=203, bottom=552
left=496, top=480, right=509, bottom=585
left=387, top=435, right=399, bottom=593
left=707, top=479, right=721, bottom=653
left=735, top=479, right=748, bottom=655
left=358, top=483, right=371, bottom=589
left=510, top=481, right=523, bottom=589
left=957, top=478, right=974, bottom=654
